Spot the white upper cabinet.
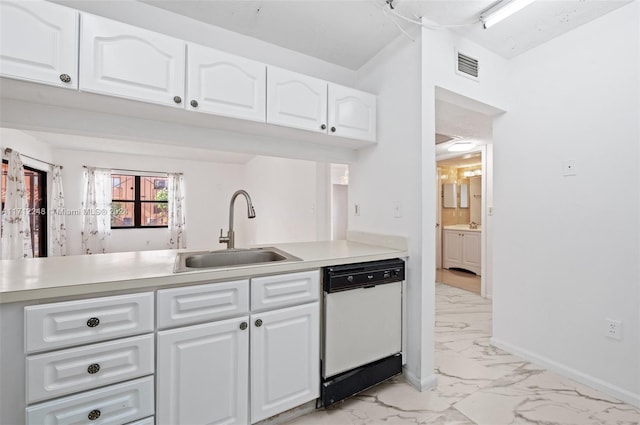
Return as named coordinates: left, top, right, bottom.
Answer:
left=328, top=83, right=377, bottom=142
left=267, top=66, right=327, bottom=133
left=80, top=13, right=185, bottom=108
left=187, top=43, right=266, bottom=122
left=0, top=0, right=78, bottom=89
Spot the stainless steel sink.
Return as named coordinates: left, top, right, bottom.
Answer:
left=174, top=247, right=301, bottom=273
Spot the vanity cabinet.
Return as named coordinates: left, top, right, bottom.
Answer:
left=79, top=13, right=185, bottom=108
left=443, top=229, right=481, bottom=275
left=0, top=0, right=79, bottom=89
left=187, top=43, right=266, bottom=121
left=156, top=270, right=319, bottom=425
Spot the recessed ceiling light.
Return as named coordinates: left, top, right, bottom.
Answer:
left=448, top=142, right=475, bottom=152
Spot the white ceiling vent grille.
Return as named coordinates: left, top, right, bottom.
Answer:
left=456, top=51, right=479, bottom=80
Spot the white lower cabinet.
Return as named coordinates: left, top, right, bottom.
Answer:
left=250, top=302, right=319, bottom=423
left=157, top=316, right=250, bottom=425
left=156, top=272, right=320, bottom=425
left=26, top=376, right=154, bottom=425
left=443, top=229, right=481, bottom=275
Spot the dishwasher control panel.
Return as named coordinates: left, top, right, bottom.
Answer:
left=323, top=258, right=405, bottom=293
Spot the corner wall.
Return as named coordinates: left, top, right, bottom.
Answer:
left=492, top=2, right=640, bottom=405
left=349, top=32, right=433, bottom=387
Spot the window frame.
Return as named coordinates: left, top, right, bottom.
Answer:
left=111, top=174, right=169, bottom=229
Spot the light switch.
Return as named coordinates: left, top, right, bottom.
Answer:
left=563, top=159, right=577, bottom=176
left=393, top=201, right=402, bottom=218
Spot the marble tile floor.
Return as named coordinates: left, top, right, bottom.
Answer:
left=285, top=283, right=640, bottom=425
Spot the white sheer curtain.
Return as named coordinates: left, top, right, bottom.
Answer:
left=81, top=167, right=112, bottom=254
left=167, top=173, right=186, bottom=249
left=49, top=165, right=67, bottom=256
left=1, top=150, right=33, bottom=259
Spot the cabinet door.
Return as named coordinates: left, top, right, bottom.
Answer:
left=461, top=231, right=481, bottom=275
left=266, top=66, right=327, bottom=133
left=443, top=230, right=462, bottom=269
left=157, top=317, right=249, bottom=425
left=0, top=0, right=78, bottom=88
left=251, top=303, right=319, bottom=423
left=80, top=13, right=185, bottom=107
left=328, top=83, right=376, bottom=142
left=187, top=43, right=266, bottom=122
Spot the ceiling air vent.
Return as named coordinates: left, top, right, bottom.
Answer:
left=456, top=51, right=479, bottom=80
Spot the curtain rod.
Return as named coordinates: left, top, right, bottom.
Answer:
left=82, top=165, right=182, bottom=175
left=3, top=147, right=63, bottom=169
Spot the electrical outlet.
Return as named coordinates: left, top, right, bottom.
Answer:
left=606, top=319, right=622, bottom=340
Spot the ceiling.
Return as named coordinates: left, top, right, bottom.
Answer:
left=140, top=0, right=631, bottom=70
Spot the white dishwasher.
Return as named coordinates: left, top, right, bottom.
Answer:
left=320, top=258, right=404, bottom=407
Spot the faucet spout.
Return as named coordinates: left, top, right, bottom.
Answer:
left=219, top=190, right=256, bottom=249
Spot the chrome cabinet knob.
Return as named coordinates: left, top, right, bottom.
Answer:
left=59, top=74, right=71, bottom=83
left=321, top=124, right=327, bottom=130
left=86, top=317, right=100, bottom=328
left=190, top=100, right=199, bottom=108
left=255, top=319, right=263, bottom=327
left=239, top=322, right=248, bottom=330
left=87, top=363, right=101, bottom=374
left=88, top=409, right=101, bottom=421
left=173, top=96, right=182, bottom=104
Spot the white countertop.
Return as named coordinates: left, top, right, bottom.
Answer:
left=0, top=240, right=408, bottom=304
left=443, top=224, right=482, bottom=232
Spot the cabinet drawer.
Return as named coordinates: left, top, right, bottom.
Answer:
left=251, top=270, right=319, bottom=312
left=25, top=292, right=154, bottom=353
left=26, top=376, right=154, bottom=425
left=26, top=334, right=155, bottom=403
left=127, top=417, right=154, bottom=425
left=157, top=280, right=249, bottom=329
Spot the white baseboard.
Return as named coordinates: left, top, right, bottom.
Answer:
left=404, top=368, right=438, bottom=391
left=491, top=337, right=640, bottom=408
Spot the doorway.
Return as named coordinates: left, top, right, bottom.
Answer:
left=434, top=90, right=498, bottom=298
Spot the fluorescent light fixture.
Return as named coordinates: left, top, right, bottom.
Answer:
left=481, top=0, right=536, bottom=29
left=448, top=142, right=476, bottom=152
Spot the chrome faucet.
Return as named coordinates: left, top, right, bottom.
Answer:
left=219, top=190, right=256, bottom=249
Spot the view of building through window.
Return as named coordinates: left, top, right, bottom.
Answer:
left=1, top=161, right=47, bottom=257
left=111, top=174, right=169, bottom=228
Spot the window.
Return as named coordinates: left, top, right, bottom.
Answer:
left=111, top=174, right=168, bottom=228
left=1, top=161, right=48, bottom=257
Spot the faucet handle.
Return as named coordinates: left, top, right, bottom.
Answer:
left=219, top=228, right=230, bottom=244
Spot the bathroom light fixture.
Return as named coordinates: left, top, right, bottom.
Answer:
left=448, top=142, right=475, bottom=152
left=481, top=0, right=536, bottom=29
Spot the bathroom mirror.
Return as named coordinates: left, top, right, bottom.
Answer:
left=460, top=183, right=469, bottom=208
left=443, top=183, right=457, bottom=208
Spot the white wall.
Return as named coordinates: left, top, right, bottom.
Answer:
left=349, top=31, right=431, bottom=388
left=53, top=148, right=246, bottom=255
left=492, top=2, right=640, bottom=405
left=242, top=156, right=319, bottom=246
